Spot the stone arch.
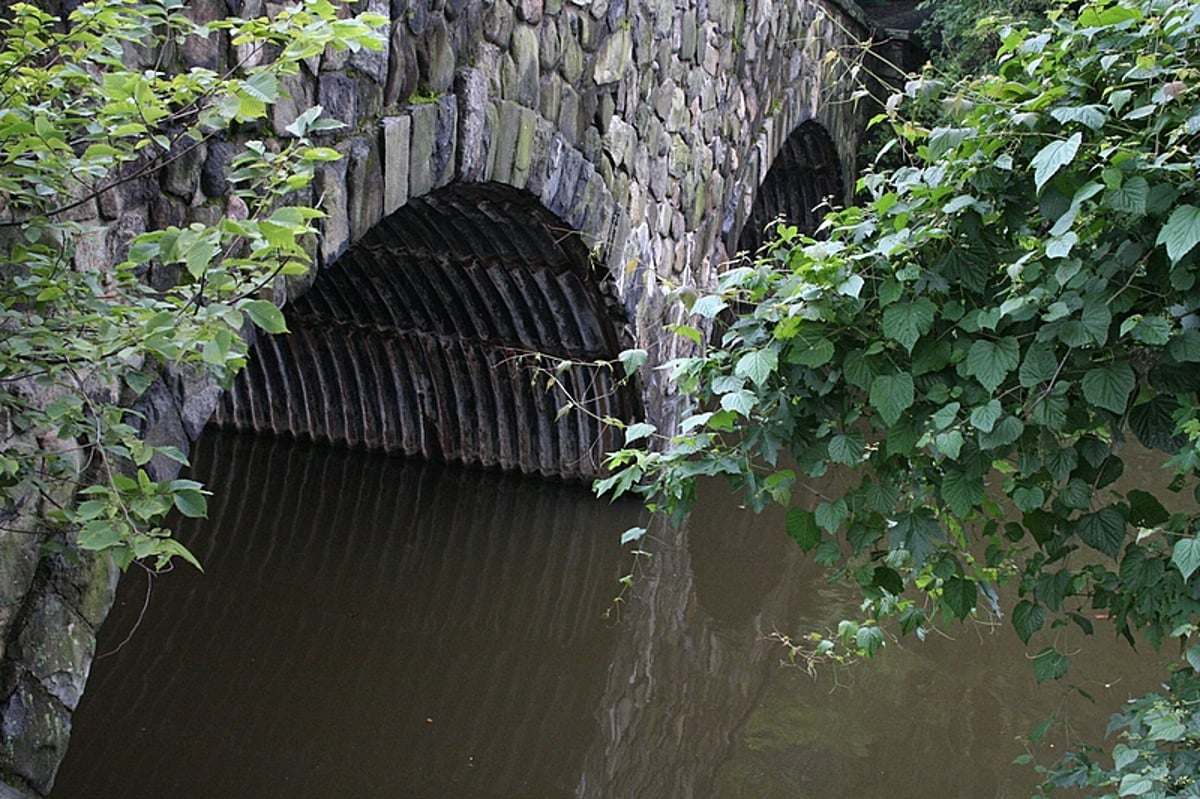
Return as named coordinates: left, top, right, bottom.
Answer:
left=732, top=118, right=845, bottom=256
left=213, top=182, right=640, bottom=481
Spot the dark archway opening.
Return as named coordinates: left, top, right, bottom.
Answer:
left=212, top=183, right=640, bottom=481
left=734, top=119, right=843, bottom=255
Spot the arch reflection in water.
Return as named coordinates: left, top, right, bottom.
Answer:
left=53, top=432, right=641, bottom=799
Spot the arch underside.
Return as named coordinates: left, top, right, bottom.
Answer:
left=737, top=120, right=844, bottom=254
left=213, top=184, right=640, bottom=481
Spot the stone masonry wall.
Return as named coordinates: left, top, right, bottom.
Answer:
left=0, top=0, right=881, bottom=793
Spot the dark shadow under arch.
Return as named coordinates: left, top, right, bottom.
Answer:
left=213, top=183, right=640, bottom=481
left=736, top=119, right=844, bottom=255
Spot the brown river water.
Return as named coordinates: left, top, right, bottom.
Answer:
left=51, top=431, right=1174, bottom=798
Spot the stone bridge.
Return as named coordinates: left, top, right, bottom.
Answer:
left=0, top=0, right=904, bottom=794
left=201, top=0, right=877, bottom=479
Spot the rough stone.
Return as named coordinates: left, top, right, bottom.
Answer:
left=593, top=26, right=631, bottom=84
left=455, top=68, right=489, bottom=183
left=318, top=73, right=359, bottom=130
left=508, top=24, right=541, bottom=107
left=1, top=677, right=69, bottom=795
left=345, top=136, right=384, bottom=242
left=200, top=141, right=236, bottom=198
left=316, top=154, right=350, bottom=265
left=516, top=0, right=543, bottom=24
left=407, top=101, right=439, bottom=196
left=14, top=594, right=93, bottom=711
left=381, top=115, right=413, bottom=212
left=385, top=21, right=419, bottom=106
left=350, top=0, right=391, bottom=84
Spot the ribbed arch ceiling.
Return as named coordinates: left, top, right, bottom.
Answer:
left=213, top=183, right=639, bottom=481
left=737, top=120, right=843, bottom=254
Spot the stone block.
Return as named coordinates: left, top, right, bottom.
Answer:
left=0, top=675, right=70, bottom=795
left=419, top=18, right=457, bottom=93
left=559, top=28, right=584, bottom=83
left=318, top=72, right=359, bottom=131
left=456, top=68, right=490, bottom=183
left=516, top=0, right=543, bottom=24
left=384, top=22, right=418, bottom=106
left=556, top=84, right=581, bottom=144
left=14, top=593, right=93, bottom=711
left=511, top=107, right=538, bottom=188
left=350, top=0, right=391, bottom=84
left=316, top=155, right=350, bottom=264
left=432, top=95, right=459, bottom=189
left=346, top=135, right=384, bottom=242
left=537, top=17, right=560, bottom=70
left=483, top=0, right=515, bottom=46
left=491, top=100, right=522, bottom=184
left=592, top=26, right=631, bottom=84
left=509, top=24, right=541, bottom=107
left=407, top=102, right=438, bottom=197
left=200, top=141, right=236, bottom=199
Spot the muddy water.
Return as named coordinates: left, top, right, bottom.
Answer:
left=52, top=433, right=1173, bottom=798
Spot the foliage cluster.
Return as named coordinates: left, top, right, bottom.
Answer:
left=601, top=0, right=1200, bottom=794
left=0, top=0, right=383, bottom=569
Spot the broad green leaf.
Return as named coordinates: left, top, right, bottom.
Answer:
left=965, top=337, right=1019, bottom=392
left=734, top=349, right=777, bottom=388
left=690, top=294, right=727, bottom=319
left=1077, top=507, right=1127, bottom=558
left=882, top=298, right=935, bottom=352
left=1081, top=361, right=1135, bottom=414
left=815, top=498, right=849, bottom=534
left=1019, top=344, right=1059, bottom=387
left=941, top=468, right=984, bottom=516
left=172, top=488, right=208, bottom=519
left=242, top=299, right=288, bottom=334
left=620, top=526, right=647, bottom=545
left=969, top=399, right=1002, bottom=432
left=786, top=508, right=821, bottom=552
left=1172, top=536, right=1200, bottom=580
left=623, top=422, right=657, bottom=444
left=618, top=348, right=648, bottom=376
left=828, top=431, right=864, bottom=466
left=1105, top=175, right=1148, bottom=214
left=1032, top=132, right=1082, bottom=192
left=1156, top=204, right=1200, bottom=264
left=870, top=372, right=915, bottom=426
left=1117, top=773, right=1154, bottom=797
left=942, top=577, right=977, bottom=619
left=1032, top=647, right=1069, bottom=682
left=1012, top=600, right=1045, bottom=643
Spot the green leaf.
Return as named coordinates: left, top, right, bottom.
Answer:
left=786, top=508, right=821, bottom=552
left=1077, top=507, right=1126, bottom=558
left=941, top=468, right=984, bottom=516
left=1186, top=644, right=1200, bottom=673
left=1081, top=361, right=1135, bottom=414
left=870, top=372, right=915, bottom=426
left=1156, top=204, right=1200, bottom=264
left=1032, top=132, right=1082, bottom=192
left=1171, top=536, right=1200, bottom=580
left=172, top=488, right=208, bottom=518
left=620, top=526, right=647, bottom=545
left=969, top=400, right=1002, bottom=432
left=815, top=498, right=849, bottom=534
left=1019, top=344, right=1059, bottom=387
left=942, top=577, right=977, bottom=619
left=828, top=431, right=864, bottom=466
left=618, top=348, right=648, bottom=376
left=623, top=422, right=657, bottom=444
left=965, top=337, right=1019, bottom=392
left=882, top=298, right=935, bottom=352
left=242, top=299, right=288, bottom=334
left=1117, top=773, right=1154, bottom=797
left=1105, top=175, right=1148, bottom=214
left=1012, top=600, right=1045, bottom=644
left=734, top=349, right=777, bottom=388
left=1032, top=647, right=1070, bottom=683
